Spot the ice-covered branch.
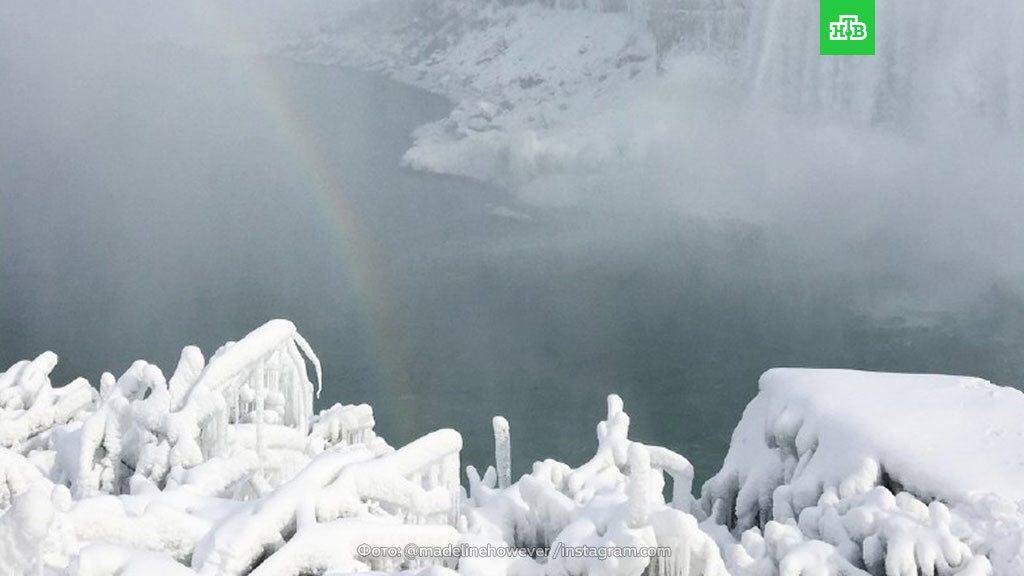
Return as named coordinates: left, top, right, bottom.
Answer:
left=0, top=352, right=94, bottom=454
left=4, top=324, right=1024, bottom=575
left=462, top=395, right=724, bottom=576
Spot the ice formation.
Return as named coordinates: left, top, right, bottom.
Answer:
left=2, top=322, right=1024, bottom=575
left=702, top=369, right=1024, bottom=576
left=462, top=394, right=724, bottom=576
left=0, top=320, right=462, bottom=575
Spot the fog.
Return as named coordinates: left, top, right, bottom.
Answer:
left=3, top=1, right=1024, bottom=480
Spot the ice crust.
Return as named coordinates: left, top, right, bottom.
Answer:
left=1, top=323, right=1023, bottom=575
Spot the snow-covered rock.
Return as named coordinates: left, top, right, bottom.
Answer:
left=703, top=368, right=1024, bottom=576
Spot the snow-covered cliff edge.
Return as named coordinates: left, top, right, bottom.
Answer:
left=283, top=0, right=1023, bottom=201
left=288, top=1, right=666, bottom=191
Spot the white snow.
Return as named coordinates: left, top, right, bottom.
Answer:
left=5, top=2, right=1024, bottom=574
left=2, top=323, right=1024, bottom=575
left=0, top=320, right=463, bottom=575
left=705, top=369, right=1024, bottom=517
left=702, top=368, right=1024, bottom=576
left=461, top=394, right=725, bottom=576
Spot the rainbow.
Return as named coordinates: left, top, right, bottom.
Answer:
left=195, top=1, right=415, bottom=427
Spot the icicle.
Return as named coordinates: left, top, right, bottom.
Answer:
left=292, top=330, right=322, bottom=398
left=255, top=365, right=267, bottom=486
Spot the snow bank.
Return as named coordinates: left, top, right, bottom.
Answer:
left=3, top=326, right=1024, bottom=575
left=703, top=368, right=1024, bottom=575
left=705, top=369, right=1024, bottom=520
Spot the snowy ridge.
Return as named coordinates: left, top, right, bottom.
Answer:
left=1, top=322, right=1023, bottom=574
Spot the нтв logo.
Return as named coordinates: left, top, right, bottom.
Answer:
left=821, top=0, right=875, bottom=55
left=829, top=16, right=867, bottom=41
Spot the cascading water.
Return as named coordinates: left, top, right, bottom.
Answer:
left=645, top=0, right=1024, bottom=132
left=743, top=0, right=1024, bottom=131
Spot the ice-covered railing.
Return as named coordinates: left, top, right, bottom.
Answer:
left=173, top=319, right=322, bottom=460
left=192, top=319, right=321, bottom=427
left=192, top=429, right=462, bottom=575
left=308, top=402, right=379, bottom=449
left=11, top=320, right=326, bottom=499
left=0, top=323, right=340, bottom=501
left=0, top=320, right=475, bottom=575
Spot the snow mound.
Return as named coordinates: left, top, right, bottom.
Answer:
left=702, top=368, right=1024, bottom=575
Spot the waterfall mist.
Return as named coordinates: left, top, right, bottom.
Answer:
left=2, top=0, right=1024, bottom=480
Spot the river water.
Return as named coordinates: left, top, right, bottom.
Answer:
left=3, top=49, right=1024, bottom=484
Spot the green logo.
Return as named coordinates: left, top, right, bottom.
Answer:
left=821, top=0, right=875, bottom=55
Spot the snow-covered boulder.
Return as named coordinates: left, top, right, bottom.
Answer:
left=702, top=368, right=1024, bottom=575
